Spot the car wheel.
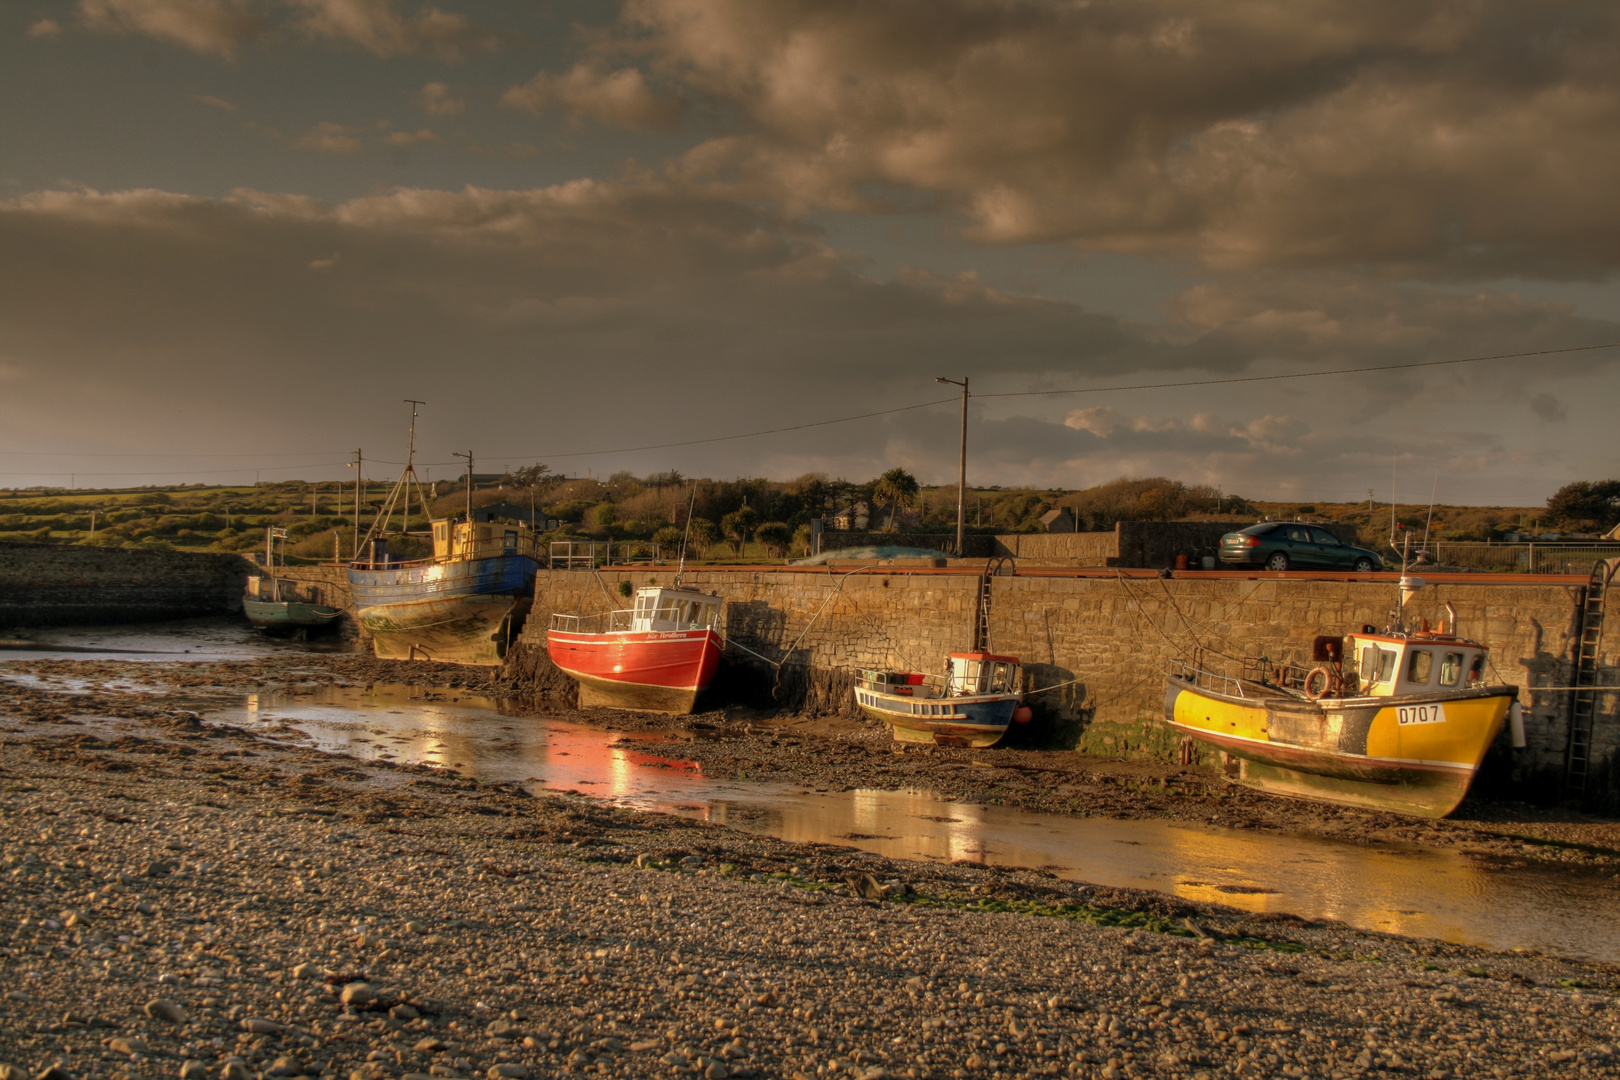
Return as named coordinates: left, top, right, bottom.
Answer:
left=1266, top=552, right=1290, bottom=572
left=1353, top=557, right=1374, bottom=573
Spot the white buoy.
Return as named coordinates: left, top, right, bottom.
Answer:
left=1509, top=700, right=1526, bottom=749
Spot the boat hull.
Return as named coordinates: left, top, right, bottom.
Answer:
left=854, top=687, right=1021, bottom=748
left=1164, top=676, right=1515, bottom=818
left=546, top=628, right=722, bottom=714
left=349, top=555, right=538, bottom=666
left=243, top=598, right=342, bottom=629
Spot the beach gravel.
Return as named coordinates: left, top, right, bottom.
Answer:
left=2, top=657, right=1619, bottom=1079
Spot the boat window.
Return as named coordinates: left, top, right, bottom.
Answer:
left=1438, top=652, right=1463, bottom=687
left=1407, top=649, right=1433, bottom=684
left=1468, top=654, right=1485, bottom=684
left=1359, top=646, right=1378, bottom=682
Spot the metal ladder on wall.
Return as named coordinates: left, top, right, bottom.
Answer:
left=976, top=557, right=1014, bottom=651
left=1564, top=559, right=1616, bottom=804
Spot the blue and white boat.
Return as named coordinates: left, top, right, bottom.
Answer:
left=346, top=413, right=542, bottom=666
left=854, top=651, right=1031, bottom=748
left=348, top=525, right=540, bottom=665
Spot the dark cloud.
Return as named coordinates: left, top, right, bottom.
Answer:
left=593, top=0, right=1620, bottom=278
left=0, top=182, right=1611, bottom=498
left=74, top=0, right=495, bottom=61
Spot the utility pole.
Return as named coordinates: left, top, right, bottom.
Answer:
left=935, top=376, right=969, bottom=556
left=348, top=449, right=363, bottom=561
left=453, top=451, right=474, bottom=525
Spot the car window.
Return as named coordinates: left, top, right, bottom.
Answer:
left=1407, top=649, right=1433, bottom=684
left=1242, top=524, right=1276, bottom=536
left=1310, top=528, right=1341, bottom=546
left=1287, top=527, right=1310, bottom=542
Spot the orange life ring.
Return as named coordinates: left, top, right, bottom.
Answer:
left=1303, top=666, right=1336, bottom=701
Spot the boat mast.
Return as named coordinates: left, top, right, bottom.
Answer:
left=354, top=400, right=427, bottom=559
left=675, top=482, right=697, bottom=585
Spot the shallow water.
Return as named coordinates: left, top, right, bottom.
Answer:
left=0, top=617, right=350, bottom=662
left=212, top=682, right=1620, bottom=964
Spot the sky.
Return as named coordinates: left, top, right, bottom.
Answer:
left=2, top=0, right=1619, bottom=505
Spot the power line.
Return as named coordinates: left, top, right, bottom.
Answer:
left=4, top=341, right=1614, bottom=475
left=0, top=449, right=348, bottom=459
left=484, top=397, right=959, bottom=461
left=0, top=462, right=356, bottom=479
left=974, top=341, right=1620, bottom=400
left=480, top=340, right=1620, bottom=462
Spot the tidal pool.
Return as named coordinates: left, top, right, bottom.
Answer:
left=212, top=682, right=1620, bottom=965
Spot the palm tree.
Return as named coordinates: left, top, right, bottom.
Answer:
left=873, top=468, right=920, bottom=531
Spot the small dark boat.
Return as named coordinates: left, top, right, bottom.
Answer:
left=244, top=527, right=341, bottom=631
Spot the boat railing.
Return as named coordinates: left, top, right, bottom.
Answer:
left=550, top=610, right=635, bottom=634
left=1168, top=658, right=1246, bottom=699
left=855, top=670, right=948, bottom=696
left=1239, top=656, right=1324, bottom=696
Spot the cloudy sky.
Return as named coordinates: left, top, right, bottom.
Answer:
left=2, top=0, right=1618, bottom=503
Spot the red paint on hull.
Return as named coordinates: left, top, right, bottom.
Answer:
left=546, top=628, right=722, bottom=714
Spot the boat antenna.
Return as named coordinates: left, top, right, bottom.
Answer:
left=1421, top=468, right=1439, bottom=559
left=1388, top=451, right=1397, bottom=551
left=674, top=482, right=698, bottom=585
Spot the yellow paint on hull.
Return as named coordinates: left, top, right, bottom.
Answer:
left=1165, top=677, right=1513, bottom=818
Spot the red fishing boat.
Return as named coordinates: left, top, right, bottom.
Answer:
left=546, top=585, right=724, bottom=713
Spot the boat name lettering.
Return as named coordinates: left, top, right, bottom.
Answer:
left=1396, top=703, right=1447, bottom=727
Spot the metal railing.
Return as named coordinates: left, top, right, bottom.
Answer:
left=855, top=670, right=947, bottom=696
left=548, top=540, right=667, bottom=569
left=1411, top=542, right=1620, bottom=574
left=549, top=610, right=634, bottom=633
left=1168, top=658, right=1247, bottom=699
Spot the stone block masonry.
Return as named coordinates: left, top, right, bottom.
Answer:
left=516, top=566, right=1617, bottom=811
left=985, top=574, right=1617, bottom=810
left=0, top=542, right=255, bottom=627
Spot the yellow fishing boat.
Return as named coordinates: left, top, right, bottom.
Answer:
left=1164, top=588, right=1523, bottom=818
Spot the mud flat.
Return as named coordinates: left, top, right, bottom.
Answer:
left=3, top=659, right=1620, bottom=1080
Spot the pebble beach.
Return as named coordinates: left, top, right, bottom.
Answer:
left=2, top=656, right=1619, bottom=1080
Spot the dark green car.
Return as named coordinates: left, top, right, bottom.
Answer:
left=1217, top=523, right=1384, bottom=572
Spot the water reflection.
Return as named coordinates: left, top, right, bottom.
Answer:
left=211, top=683, right=1620, bottom=964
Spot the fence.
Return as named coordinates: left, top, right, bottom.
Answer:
left=1421, top=543, right=1620, bottom=574
left=547, top=540, right=666, bottom=569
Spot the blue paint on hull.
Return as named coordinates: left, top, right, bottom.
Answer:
left=854, top=689, right=1022, bottom=748
left=348, top=554, right=539, bottom=666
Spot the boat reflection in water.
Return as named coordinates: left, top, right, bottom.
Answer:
left=221, top=684, right=1620, bottom=965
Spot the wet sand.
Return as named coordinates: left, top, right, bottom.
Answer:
left=2, top=660, right=1619, bottom=1080
left=5, top=651, right=1617, bottom=874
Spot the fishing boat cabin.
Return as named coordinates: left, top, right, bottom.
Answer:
left=430, top=518, right=540, bottom=563
left=860, top=652, right=1021, bottom=699
left=630, top=586, right=722, bottom=632
left=1338, top=629, right=1487, bottom=698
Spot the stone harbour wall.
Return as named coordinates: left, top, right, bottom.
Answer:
left=984, top=574, right=1616, bottom=809
left=0, top=542, right=253, bottom=627
left=516, top=565, right=1618, bottom=811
